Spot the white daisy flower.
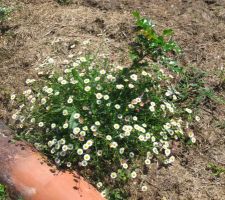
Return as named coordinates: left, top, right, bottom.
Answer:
left=47, top=88, right=53, bottom=94
left=100, top=69, right=106, bottom=74
left=41, top=98, right=47, bottom=105
left=115, top=104, right=121, bottom=109
left=95, top=121, right=101, bottom=126
left=129, top=152, right=134, bottom=158
left=38, top=122, right=44, bottom=127
left=86, top=139, right=93, bottom=147
left=73, top=127, right=80, bottom=134
left=73, top=113, right=80, bottom=119
left=96, top=85, right=102, bottom=90
left=67, top=162, right=72, bottom=167
left=101, top=190, right=106, bottom=197
left=62, top=110, right=68, bottom=116
left=48, top=140, right=54, bottom=147
left=122, top=163, right=128, bottom=169
left=55, top=158, right=61, bottom=165
left=84, top=79, right=90, bottom=84
left=165, top=149, right=171, bottom=157
left=96, top=93, right=103, bottom=99
left=195, top=116, right=200, bottom=122
left=81, top=160, right=88, bottom=166
left=169, top=156, right=175, bottom=163
left=150, top=102, right=156, bottom=107
left=130, top=74, right=138, bottom=81
left=160, top=104, right=166, bottom=110
left=84, top=154, right=90, bottom=161
left=119, top=148, right=125, bottom=154
left=96, top=100, right=101, bottom=105
left=67, top=98, right=73, bottom=104
left=173, top=95, right=177, bottom=100
left=84, top=86, right=91, bottom=92
left=30, top=118, right=35, bottom=123
left=116, top=84, right=124, bottom=89
left=59, top=139, right=66, bottom=145
left=61, top=80, right=68, bottom=85
left=142, top=71, right=148, bottom=76
left=67, top=144, right=73, bottom=150
left=106, top=135, right=112, bottom=141
left=103, top=95, right=109, bottom=100
left=141, top=185, right=147, bottom=192
left=138, top=135, right=145, bottom=141
left=110, top=172, right=117, bottom=179
left=132, top=116, right=137, bottom=121
left=10, top=94, right=16, bottom=100
left=191, top=137, right=196, bottom=143
left=12, top=114, right=17, bottom=120
left=48, top=58, right=54, bottom=64
left=54, top=91, right=60, bottom=96
left=165, top=90, right=173, bottom=97
left=110, top=141, right=118, bottom=148
left=188, top=131, right=194, bottom=138
left=97, top=150, right=103, bottom=156
left=118, top=114, right=123, bottom=119
left=30, top=97, right=36, bottom=103
left=80, top=57, right=87, bottom=62
left=128, top=84, right=134, bottom=89
left=72, top=62, right=79, bottom=67
left=113, top=124, right=120, bottom=130
left=91, top=125, right=97, bottom=132
left=58, top=77, right=63, bottom=82
left=80, top=131, right=86, bottom=136
left=83, top=144, right=89, bottom=150
left=128, top=104, right=135, bottom=109
left=149, top=106, right=155, bottom=112
left=96, top=182, right=103, bottom=188
left=131, top=171, right=137, bottom=178
left=95, top=77, right=100, bottom=81
left=62, top=145, right=68, bottom=151
left=63, top=123, right=68, bottom=129
left=152, top=147, right=159, bottom=154
left=77, top=148, right=83, bottom=155
left=82, top=126, right=88, bottom=131
left=185, top=108, right=192, bottom=114
left=145, top=159, right=151, bottom=165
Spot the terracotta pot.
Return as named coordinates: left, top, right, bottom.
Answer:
left=0, top=121, right=105, bottom=200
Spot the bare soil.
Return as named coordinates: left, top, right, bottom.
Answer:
left=0, top=0, right=225, bottom=199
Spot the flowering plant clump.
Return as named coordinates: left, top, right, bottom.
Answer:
left=11, top=13, right=199, bottom=199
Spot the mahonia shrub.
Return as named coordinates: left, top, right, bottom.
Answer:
left=11, top=13, right=198, bottom=199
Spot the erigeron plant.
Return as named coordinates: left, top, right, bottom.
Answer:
left=11, top=13, right=198, bottom=199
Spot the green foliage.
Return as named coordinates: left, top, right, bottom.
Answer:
left=130, top=11, right=182, bottom=73
left=11, top=13, right=200, bottom=199
left=0, top=184, right=8, bottom=200
left=207, top=163, right=225, bottom=177
left=56, top=0, right=72, bottom=5
left=177, top=67, right=225, bottom=109
left=0, top=6, right=11, bottom=22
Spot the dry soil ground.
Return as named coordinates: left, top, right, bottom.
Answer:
left=0, top=0, right=225, bottom=200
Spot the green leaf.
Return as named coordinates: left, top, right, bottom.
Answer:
left=69, top=111, right=78, bottom=130
left=132, top=11, right=140, bottom=19
left=163, top=29, right=174, bottom=36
